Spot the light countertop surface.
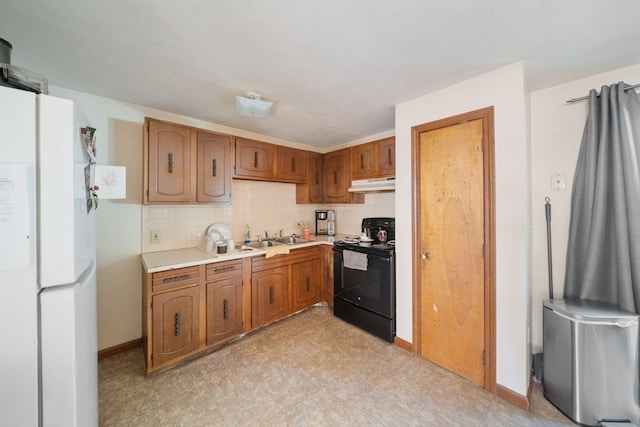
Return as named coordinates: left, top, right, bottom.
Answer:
left=141, top=234, right=353, bottom=274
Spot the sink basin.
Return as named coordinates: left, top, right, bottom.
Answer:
left=276, top=236, right=312, bottom=245
left=245, top=240, right=286, bottom=249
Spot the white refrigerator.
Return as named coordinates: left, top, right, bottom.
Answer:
left=0, top=85, right=98, bottom=426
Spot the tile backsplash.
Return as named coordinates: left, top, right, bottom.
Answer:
left=141, top=180, right=394, bottom=252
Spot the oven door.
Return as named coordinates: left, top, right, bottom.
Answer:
left=333, top=248, right=395, bottom=318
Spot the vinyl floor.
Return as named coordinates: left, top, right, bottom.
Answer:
left=99, top=305, right=574, bottom=427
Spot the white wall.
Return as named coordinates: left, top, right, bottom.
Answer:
left=529, top=63, right=640, bottom=352
left=395, top=62, right=531, bottom=396
left=48, top=86, right=394, bottom=350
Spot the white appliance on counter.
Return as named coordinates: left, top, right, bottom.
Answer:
left=0, top=85, right=98, bottom=426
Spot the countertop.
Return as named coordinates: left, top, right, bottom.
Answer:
left=141, top=233, right=353, bottom=274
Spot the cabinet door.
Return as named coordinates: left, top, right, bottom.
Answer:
left=147, top=119, right=194, bottom=202
left=295, top=151, right=323, bottom=204
left=152, top=286, right=200, bottom=367
left=276, top=146, right=308, bottom=183
left=322, top=149, right=348, bottom=202
left=350, top=142, right=376, bottom=180
left=322, top=246, right=334, bottom=308
left=291, top=259, right=321, bottom=312
left=206, top=276, right=243, bottom=345
left=251, top=266, right=288, bottom=328
left=234, top=137, right=275, bottom=180
left=323, top=148, right=363, bottom=203
left=197, top=131, right=232, bottom=203
left=377, top=137, right=395, bottom=177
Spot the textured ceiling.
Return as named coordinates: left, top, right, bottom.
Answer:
left=1, top=0, right=639, bottom=147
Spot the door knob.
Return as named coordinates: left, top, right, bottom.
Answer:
left=421, top=252, right=432, bottom=260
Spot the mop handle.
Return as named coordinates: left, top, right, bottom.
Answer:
left=545, top=197, right=553, bottom=299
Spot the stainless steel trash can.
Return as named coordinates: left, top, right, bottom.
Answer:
left=543, top=299, right=640, bottom=426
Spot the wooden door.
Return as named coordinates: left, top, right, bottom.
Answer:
left=276, top=146, right=309, bottom=183
left=251, top=266, right=288, bottom=328
left=413, top=107, right=495, bottom=390
left=291, top=259, right=321, bottom=312
left=197, top=131, right=231, bottom=203
left=234, top=137, right=275, bottom=180
left=350, top=142, right=376, bottom=180
left=152, top=286, right=200, bottom=367
left=206, top=276, right=243, bottom=345
left=376, top=137, right=395, bottom=177
left=146, top=119, right=194, bottom=203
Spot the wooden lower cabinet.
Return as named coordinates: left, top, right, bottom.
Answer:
left=143, top=246, right=326, bottom=374
left=322, top=245, right=334, bottom=308
left=291, top=259, right=321, bottom=312
left=206, top=276, right=243, bottom=345
left=151, top=285, right=201, bottom=368
left=251, top=265, right=288, bottom=328
left=251, top=246, right=323, bottom=329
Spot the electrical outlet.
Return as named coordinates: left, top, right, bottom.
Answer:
left=150, top=229, right=161, bottom=244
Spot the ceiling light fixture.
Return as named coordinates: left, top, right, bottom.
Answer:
left=235, top=91, right=273, bottom=119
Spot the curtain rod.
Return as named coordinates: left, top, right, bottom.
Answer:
left=566, top=83, right=640, bottom=103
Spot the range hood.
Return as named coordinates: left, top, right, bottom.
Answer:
left=348, top=177, right=395, bottom=193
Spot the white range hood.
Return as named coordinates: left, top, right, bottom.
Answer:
left=348, top=177, right=395, bottom=193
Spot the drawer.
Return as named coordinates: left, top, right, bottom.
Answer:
left=152, top=266, right=201, bottom=292
left=206, top=259, right=243, bottom=281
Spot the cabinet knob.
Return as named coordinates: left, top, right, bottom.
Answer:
left=421, top=252, right=432, bottom=260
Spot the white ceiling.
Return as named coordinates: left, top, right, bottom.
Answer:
left=1, top=0, right=639, bottom=147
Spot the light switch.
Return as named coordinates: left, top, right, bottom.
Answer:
left=551, top=173, right=566, bottom=190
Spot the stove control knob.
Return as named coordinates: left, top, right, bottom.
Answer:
left=421, top=252, right=432, bottom=260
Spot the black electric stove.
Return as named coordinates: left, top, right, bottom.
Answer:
left=333, top=217, right=396, bottom=342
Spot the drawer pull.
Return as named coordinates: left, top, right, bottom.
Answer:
left=162, top=274, right=190, bottom=284
left=223, top=299, right=228, bottom=320
left=292, top=157, right=296, bottom=172
left=168, top=153, right=174, bottom=173
left=269, top=286, right=274, bottom=305
left=212, top=158, right=217, bottom=177
left=254, top=151, right=259, bottom=168
left=306, top=276, right=310, bottom=292
left=174, top=313, right=181, bottom=336
left=387, top=148, right=392, bottom=165
left=360, top=154, right=364, bottom=169
left=213, top=266, right=235, bottom=274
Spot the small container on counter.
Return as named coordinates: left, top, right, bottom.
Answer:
left=204, top=235, right=214, bottom=252
left=216, top=242, right=227, bottom=254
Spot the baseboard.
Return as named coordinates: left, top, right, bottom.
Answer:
left=98, top=338, right=142, bottom=360
left=394, top=336, right=414, bottom=354
left=496, top=382, right=531, bottom=411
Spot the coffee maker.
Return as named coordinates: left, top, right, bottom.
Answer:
left=315, top=209, right=335, bottom=236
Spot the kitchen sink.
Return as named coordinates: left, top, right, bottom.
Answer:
left=276, top=236, right=312, bottom=245
left=245, top=240, right=286, bottom=249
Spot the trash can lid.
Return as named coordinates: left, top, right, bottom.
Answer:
left=543, top=298, right=640, bottom=323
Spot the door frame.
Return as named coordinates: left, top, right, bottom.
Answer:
left=410, top=106, right=496, bottom=393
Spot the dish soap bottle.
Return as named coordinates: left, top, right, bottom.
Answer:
left=244, top=224, right=251, bottom=244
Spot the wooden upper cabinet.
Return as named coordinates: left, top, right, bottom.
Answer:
left=197, top=131, right=232, bottom=203
left=323, top=148, right=363, bottom=204
left=349, top=137, right=395, bottom=181
left=146, top=119, right=195, bottom=203
left=376, top=137, right=395, bottom=177
left=295, top=151, right=323, bottom=204
left=276, top=146, right=308, bottom=183
left=234, top=137, right=275, bottom=180
left=350, top=142, right=377, bottom=180
left=144, top=118, right=233, bottom=204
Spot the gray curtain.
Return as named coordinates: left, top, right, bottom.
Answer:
left=563, top=82, right=640, bottom=313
